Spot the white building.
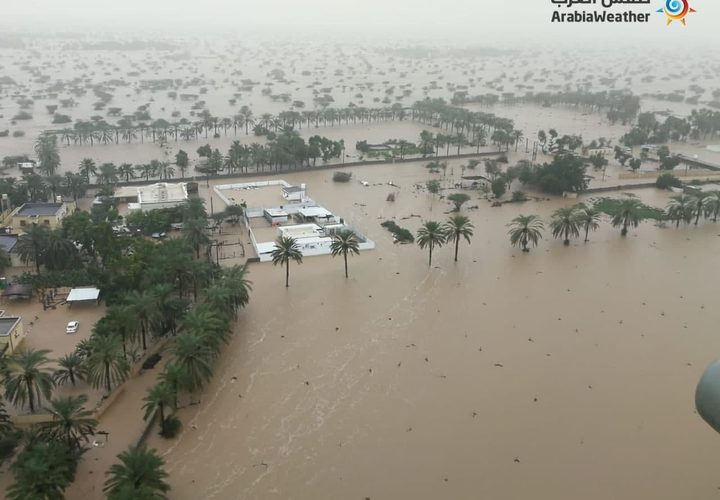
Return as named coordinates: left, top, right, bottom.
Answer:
left=114, top=183, right=189, bottom=212
left=282, top=184, right=307, bottom=202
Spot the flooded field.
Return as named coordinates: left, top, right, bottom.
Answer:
left=136, top=162, right=720, bottom=500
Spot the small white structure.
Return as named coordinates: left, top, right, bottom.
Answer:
left=66, top=287, right=101, bottom=306
left=282, top=184, right=306, bottom=202
left=264, top=208, right=289, bottom=224
left=115, top=183, right=189, bottom=212
left=297, top=206, right=337, bottom=223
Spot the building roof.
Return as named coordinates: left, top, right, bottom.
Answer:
left=114, top=183, right=189, bottom=204
left=15, top=203, right=63, bottom=217
left=0, top=235, right=18, bottom=253
left=282, top=186, right=305, bottom=193
left=264, top=208, right=288, bottom=217
left=3, top=283, right=32, bottom=299
left=67, top=287, right=100, bottom=302
left=0, top=316, right=21, bottom=337
left=298, top=207, right=333, bottom=218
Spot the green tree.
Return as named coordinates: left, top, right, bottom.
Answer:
left=447, top=193, right=470, bottom=211
left=416, top=221, right=446, bottom=267
left=574, top=205, right=602, bottom=242
left=104, top=445, right=170, bottom=500
left=443, top=215, right=474, bottom=262
left=118, top=163, right=136, bottom=182
left=41, top=395, right=97, bottom=451
left=175, top=150, right=189, bottom=178
left=611, top=198, right=644, bottom=236
left=182, top=217, right=210, bottom=259
left=169, top=334, right=213, bottom=393
left=666, top=194, right=695, bottom=227
left=271, top=235, right=303, bottom=287
left=86, top=334, right=129, bottom=393
left=550, top=206, right=580, bottom=245
left=2, top=349, right=55, bottom=413
left=15, top=223, right=49, bottom=273
left=79, top=158, right=97, bottom=183
left=143, top=383, right=174, bottom=437
left=491, top=178, right=506, bottom=198
left=508, top=214, right=544, bottom=252
left=702, top=191, right=720, bottom=222
left=330, top=230, right=360, bottom=278
left=7, top=440, right=78, bottom=500
left=35, top=134, right=61, bottom=176
left=53, top=353, right=87, bottom=387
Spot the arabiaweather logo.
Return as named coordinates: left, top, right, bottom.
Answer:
left=657, top=0, right=696, bottom=25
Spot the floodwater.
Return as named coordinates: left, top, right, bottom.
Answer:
left=142, top=161, right=720, bottom=500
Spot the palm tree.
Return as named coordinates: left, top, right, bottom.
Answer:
left=330, top=230, right=360, bottom=278
left=78, top=158, right=97, bottom=183
left=7, top=440, right=77, bottom=500
left=443, top=215, right=474, bottom=262
left=508, top=214, right=544, bottom=252
left=41, top=395, right=97, bottom=451
left=574, top=205, right=602, bottom=242
left=183, top=217, right=210, bottom=259
left=143, top=383, right=174, bottom=436
left=666, top=194, right=695, bottom=227
left=14, top=223, right=49, bottom=273
left=118, top=163, right=135, bottom=182
left=86, top=334, right=129, bottom=393
left=126, top=290, right=156, bottom=351
left=169, top=334, right=213, bottom=392
left=104, top=445, right=170, bottom=499
left=3, top=349, right=55, bottom=413
left=416, top=221, right=446, bottom=267
left=702, top=191, right=720, bottom=222
left=550, top=206, right=580, bottom=245
left=54, top=353, right=87, bottom=387
left=611, top=198, right=644, bottom=236
left=692, top=193, right=708, bottom=225
left=271, top=235, right=303, bottom=287
left=159, top=363, right=189, bottom=410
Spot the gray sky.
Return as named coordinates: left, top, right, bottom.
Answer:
left=3, top=0, right=718, bottom=43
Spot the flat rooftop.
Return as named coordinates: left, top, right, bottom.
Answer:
left=115, top=183, right=188, bottom=204
left=0, top=316, right=20, bottom=336
left=15, top=203, right=62, bottom=217
left=0, top=234, right=18, bottom=252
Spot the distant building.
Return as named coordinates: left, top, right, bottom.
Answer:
left=264, top=208, right=289, bottom=225
left=0, top=314, right=26, bottom=355
left=0, top=234, right=25, bottom=267
left=10, top=202, right=76, bottom=231
left=17, top=161, right=36, bottom=174
left=114, top=182, right=189, bottom=211
left=282, top=184, right=307, bottom=202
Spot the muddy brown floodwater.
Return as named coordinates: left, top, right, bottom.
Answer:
left=138, top=161, right=720, bottom=500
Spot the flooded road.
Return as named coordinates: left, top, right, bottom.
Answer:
left=148, top=162, right=720, bottom=499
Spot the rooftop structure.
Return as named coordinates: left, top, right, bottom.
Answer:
left=282, top=184, right=307, bottom=202
left=66, top=287, right=101, bottom=306
left=0, top=315, right=25, bottom=355
left=114, top=183, right=189, bottom=212
left=10, top=202, right=76, bottom=231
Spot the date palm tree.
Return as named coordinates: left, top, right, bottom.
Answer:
left=417, top=221, right=446, bottom=267
left=550, top=206, right=580, bottom=245
left=182, top=217, right=210, bottom=259
left=508, top=214, right=544, bottom=252
left=611, top=198, right=644, bottom=236
left=3, top=349, right=55, bottom=413
left=41, top=394, right=97, bottom=451
left=104, top=445, right=170, bottom=499
left=169, top=334, right=213, bottom=393
left=86, top=334, right=129, bottom=393
left=443, top=215, right=474, bottom=262
left=692, top=193, right=708, bottom=225
left=574, top=204, right=601, bottom=242
left=666, top=194, right=694, bottom=227
left=330, top=230, right=360, bottom=278
left=702, top=191, right=720, bottom=222
left=143, top=382, right=174, bottom=436
left=271, top=235, right=303, bottom=287
left=78, top=158, right=97, bottom=183
left=53, top=353, right=87, bottom=387
left=14, top=223, right=49, bottom=273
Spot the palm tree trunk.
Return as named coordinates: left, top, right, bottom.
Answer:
left=344, top=253, right=348, bottom=278
left=428, top=245, right=433, bottom=267
left=584, top=226, right=589, bottom=242
left=285, top=262, right=290, bottom=287
left=454, top=236, right=460, bottom=262
left=105, top=362, right=111, bottom=392
left=159, top=404, right=166, bottom=434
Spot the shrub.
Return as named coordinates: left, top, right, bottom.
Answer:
left=511, top=190, right=529, bottom=202
left=142, top=353, right=162, bottom=370
left=386, top=193, right=396, bottom=202
left=491, top=178, right=506, bottom=198
left=12, top=131, right=24, bottom=138
left=0, top=130, right=8, bottom=137
left=12, top=111, right=32, bottom=121
left=333, top=171, right=352, bottom=183
left=447, top=193, right=470, bottom=211
left=656, top=172, right=681, bottom=190
left=380, top=220, right=414, bottom=243
left=52, top=113, right=72, bottom=124
left=160, top=415, right=182, bottom=438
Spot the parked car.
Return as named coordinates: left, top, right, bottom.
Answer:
left=66, top=321, right=79, bottom=334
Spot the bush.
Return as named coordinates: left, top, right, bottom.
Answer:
left=511, top=191, right=529, bottom=202
left=12, top=111, right=32, bottom=121
left=656, top=172, right=681, bottom=190
left=0, top=130, right=8, bottom=138
left=160, top=415, right=182, bottom=439
left=491, top=178, right=506, bottom=198
left=381, top=220, right=414, bottom=243
left=448, top=193, right=470, bottom=211
left=12, top=131, right=24, bottom=138
left=386, top=193, right=396, bottom=202
left=333, top=171, right=352, bottom=182
left=142, top=353, right=162, bottom=370
left=52, top=113, right=72, bottom=124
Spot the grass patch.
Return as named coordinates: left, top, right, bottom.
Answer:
left=593, top=197, right=666, bottom=220
left=381, top=220, right=414, bottom=243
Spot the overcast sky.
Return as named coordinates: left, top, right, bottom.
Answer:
left=2, top=0, right=718, bottom=44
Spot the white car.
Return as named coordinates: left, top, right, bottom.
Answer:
left=66, top=321, right=79, bottom=334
